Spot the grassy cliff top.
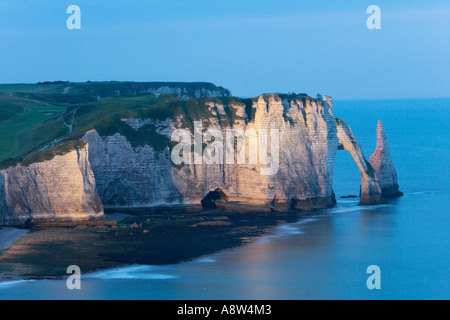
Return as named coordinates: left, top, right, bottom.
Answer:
left=0, top=83, right=312, bottom=168
left=0, top=81, right=230, bottom=105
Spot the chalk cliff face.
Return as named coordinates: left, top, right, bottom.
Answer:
left=83, top=130, right=183, bottom=209
left=369, top=120, right=403, bottom=198
left=0, top=145, right=103, bottom=225
left=83, top=94, right=389, bottom=211
left=143, top=86, right=229, bottom=100
left=170, top=95, right=386, bottom=208
left=0, top=93, right=402, bottom=225
left=167, top=95, right=341, bottom=210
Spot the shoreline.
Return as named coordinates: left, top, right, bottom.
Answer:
left=0, top=208, right=303, bottom=279
left=0, top=228, right=28, bottom=252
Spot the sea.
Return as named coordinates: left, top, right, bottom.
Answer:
left=0, top=98, right=448, bottom=300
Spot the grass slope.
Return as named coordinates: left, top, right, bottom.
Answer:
left=0, top=82, right=231, bottom=167
left=0, top=95, right=67, bottom=161
left=0, top=82, right=310, bottom=169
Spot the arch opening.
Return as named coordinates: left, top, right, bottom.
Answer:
left=201, top=188, right=228, bottom=209
left=333, top=149, right=362, bottom=201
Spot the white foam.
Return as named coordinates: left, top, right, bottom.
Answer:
left=0, top=280, right=32, bottom=288
left=253, top=224, right=305, bottom=245
left=85, top=265, right=178, bottom=280
left=277, top=224, right=304, bottom=235
left=251, top=202, right=395, bottom=246
left=406, top=191, right=433, bottom=195
left=338, top=199, right=360, bottom=204
left=329, top=203, right=393, bottom=214
left=194, top=257, right=216, bottom=263
left=295, top=218, right=318, bottom=225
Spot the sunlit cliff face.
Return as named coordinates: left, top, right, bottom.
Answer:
left=0, top=94, right=401, bottom=225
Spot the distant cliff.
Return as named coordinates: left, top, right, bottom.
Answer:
left=69, top=81, right=231, bottom=101
left=0, top=93, right=402, bottom=225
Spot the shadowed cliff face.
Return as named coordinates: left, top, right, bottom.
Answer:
left=83, top=130, right=184, bottom=209
left=0, top=94, right=402, bottom=225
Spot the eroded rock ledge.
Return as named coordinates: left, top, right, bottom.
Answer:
left=0, top=94, right=402, bottom=225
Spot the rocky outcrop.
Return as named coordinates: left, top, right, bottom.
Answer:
left=0, top=145, right=103, bottom=226
left=168, top=95, right=386, bottom=208
left=83, top=94, right=395, bottom=211
left=0, top=93, right=403, bottom=225
left=336, top=118, right=383, bottom=205
left=369, top=120, right=403, bottom=198
left=168, top=95, right=339, bottom=210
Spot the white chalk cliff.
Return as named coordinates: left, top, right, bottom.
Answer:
left=0, top=144, right=103, bottom=225
left=0, top=94, right=402, bottom=225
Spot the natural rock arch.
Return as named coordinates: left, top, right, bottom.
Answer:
left=335, top=118, right=383, bottom=205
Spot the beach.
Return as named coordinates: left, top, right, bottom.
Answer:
left=0, top=228, right=28, bottom=252
left=0, top=206, right=298, bottom=279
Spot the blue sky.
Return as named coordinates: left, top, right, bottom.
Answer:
left=0, top=0, right=448, bottom=99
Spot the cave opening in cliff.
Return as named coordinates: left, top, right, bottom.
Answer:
left=201, top=188, right=228, bottom=209
left=333, top=150, right=362, bottom=200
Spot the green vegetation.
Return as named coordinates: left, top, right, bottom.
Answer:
left=0, top=83, right=62, bottom=92
left=0, top=82, right=231, bottom=167
left=20, top=140, right=87, bottom=167
left=0, top=96, right=67, bottom=161
left=94, top=113, right=170, bottom=151
left=0, top=94, right=168, bottom=166
left=0, top=96, right=26, bottom=121
left=0, top=82, right=312, bottom=169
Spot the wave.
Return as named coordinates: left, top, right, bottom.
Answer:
left=0, top=280, right=32, bottom=288
left=85, top=265, right=178, bottom=280
left=337, top=199, right=360, bottom=204
left=295, top=217, right=318, bottom=225
left=406, top=191, right=434, bottom=196
left=253, top=223, right=306, bottom=245
left=252, top=203, right=394, bottom=245
left=328, top=203, right=392, bottom=214
left=194, top=257, right=216, bottom=263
